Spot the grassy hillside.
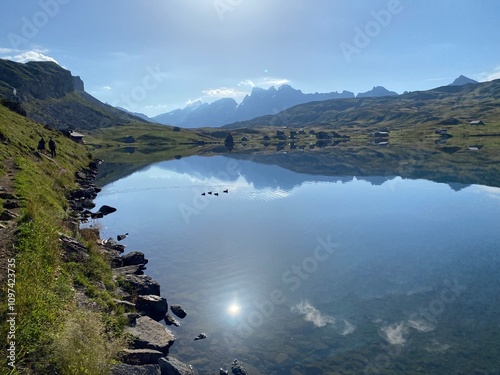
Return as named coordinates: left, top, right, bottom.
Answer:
left=225, top=79, right=500, bottom=134
left=0, top=103, right=125, bottom=374
left=0, top=59, right=154, bottom=131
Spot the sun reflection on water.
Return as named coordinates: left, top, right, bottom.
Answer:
left=227, top=303, right=241, bottom=316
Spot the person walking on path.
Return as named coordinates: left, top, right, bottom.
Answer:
left=37, top=138, right=46, bottom=154
left=48, top=138, right=56, bottom=158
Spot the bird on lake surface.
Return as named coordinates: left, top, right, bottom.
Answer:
left=214, top=192, right=219, bottom=196
left=223, top=189, right=228, bottom=193
left=201, top=192, right=205, bottom=196
left=208, top=191, right=212, bottom=195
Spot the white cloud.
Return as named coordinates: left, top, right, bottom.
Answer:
left=292, top=301, right=335, bottom=328
left=257, top=77, right=290, bottom=87
left=2, top=50, right=58, bottom=64
left=0, top=48, right=20, bottom=54
left=381, top=322, right=408, bottom=345
left=478, top=66, right=500, bottom=82
left=202, top=87, right=246, bottom=98
left=238, top=79, right=255, bottom=87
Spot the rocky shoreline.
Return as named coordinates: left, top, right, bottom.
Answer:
left=66, top=159, right=249, bottom=375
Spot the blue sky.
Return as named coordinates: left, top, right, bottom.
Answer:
left=1, top=0, right=499, bottom=116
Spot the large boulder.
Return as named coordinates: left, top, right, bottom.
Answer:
left=136, top=295, right=168, bottom=321
left=158, top=356, right=195, bottom=375
left=123, top=275, right=161, bottom=296
left=126, top=316, right=175, bottom=354
left=123, top=251, right=148, bottom=266
left=170, top=305, right=187, bottom=319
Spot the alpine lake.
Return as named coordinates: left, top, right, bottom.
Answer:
left=91, top=138, right=500, bottom=375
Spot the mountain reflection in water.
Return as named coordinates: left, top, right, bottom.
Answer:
left=93, top=151, right=500, bottom=375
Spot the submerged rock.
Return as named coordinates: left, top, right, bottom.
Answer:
left=120, top=348, right=164, bottom=366
left=164, top=314, right=180, bottom=327
left=194, top=333, right=207, bottom=341
left=231, top=359, right=248, bottom=375
left=110, top=363, right=161, bottom=375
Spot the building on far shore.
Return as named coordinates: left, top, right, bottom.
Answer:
left=469, top=120, right=485, bottom=125
left=69, top=131, right=85, bottom=143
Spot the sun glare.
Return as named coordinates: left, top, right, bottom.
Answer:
left=228, top=303, right=241, bottom=315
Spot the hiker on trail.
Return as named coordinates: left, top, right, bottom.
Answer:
left=37, top=138, right=46, bottom=154
left=49, top=138, right=56, bottom=158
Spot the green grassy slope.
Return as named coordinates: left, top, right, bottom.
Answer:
left=225, top=79, right=500, bottom=133
left=0, top=104, right=125, bottom=374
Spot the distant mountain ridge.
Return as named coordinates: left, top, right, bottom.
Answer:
left=153, top=84, right=356, bottom=128
left=0, top=59, right=150, bottom=130
left=153, top=75, right=475, bottom=128
left=223, top=78, right=499, bottom=130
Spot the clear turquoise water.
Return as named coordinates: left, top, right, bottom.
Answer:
left=94, top=155, right=500, bottom=374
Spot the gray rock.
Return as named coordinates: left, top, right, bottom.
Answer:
left=231, top=360, right=248, bottom=375
left=170, top=305, right=187, bottom=319
left=110, top=363, right=161, bottom=375
left=113, top=264, right=146, bottom=276
left=158, top=356, right=195, bottom=375
left=123, top=275, right=161, bottom=296
left=0, top=192, right=17, bottom=200
left=117, top=233, right=129, bottom=241
left=0, top=210, right=18, bottom=221
left=194, top=333, right=207, bottom=341
left=123, top=251, right=148, bottom=266
left=3, top=200, right=20, bottom=209
left=126, top=316, right=175, bottom=354
left=164, top=314, right=180, bottom=327
left=81, top=199, right=96, bottom=209
left=98, top=204, right=117, bottom=215
left=120, top=348, right=164, bottom=365
left=136, top=295, right=168, bottom=321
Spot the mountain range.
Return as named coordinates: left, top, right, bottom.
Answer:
left=151, top=81, right=464, bottom=128
left=152, top=85, right=359, bottom=128
left=224, top=77, right=498, bottom=130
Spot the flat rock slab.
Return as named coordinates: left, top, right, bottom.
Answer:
left=158, top=356, right=195, bottom=375
left=120, top=348, right=164, bottom=365
left=110, top=363, right=161, bottom=375
left=113, top=264, right=146, bottom=276
left=126, top=316, right=175, bottom=354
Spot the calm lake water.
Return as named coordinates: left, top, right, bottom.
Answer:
left=94, top=154, right=500, bottom=374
